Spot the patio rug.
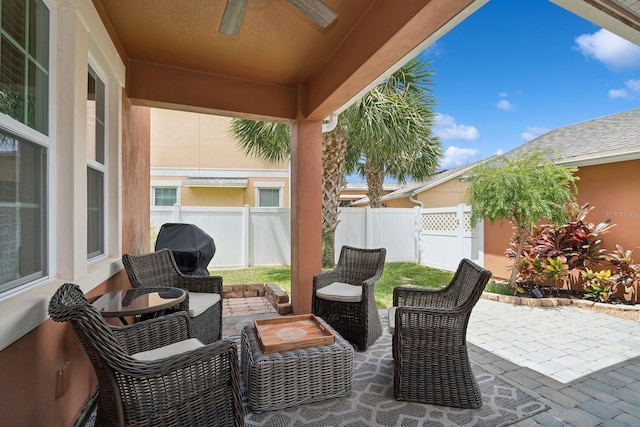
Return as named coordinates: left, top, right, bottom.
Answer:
left=240, top=316, right=548, bottom=427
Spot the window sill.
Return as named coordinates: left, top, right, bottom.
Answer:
left=0, top=257, right=123, bottom=351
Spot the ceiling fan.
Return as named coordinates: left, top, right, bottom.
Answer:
left=219, top=0, right=338, bottom=35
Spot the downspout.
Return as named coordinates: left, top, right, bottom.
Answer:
left=322, top=114, right=338, bottom=133
left=409, top=193, right=423, bottom=208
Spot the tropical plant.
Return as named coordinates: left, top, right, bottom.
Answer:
left=515, top=203, right=615, bottom=289
left=544, top=256, right=570, bottom=293
left=342, top=59, right=441, bottom=208
left=465, top=149, right=579, bottom=288
left=230, top=59, right=441, bottom=266
left=582, top=268, right=616, bottom=302
left=604, top=245, right=640, bottom=303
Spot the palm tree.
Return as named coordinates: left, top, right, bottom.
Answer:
left=230, top=119, right=347, bottom=267
left=343, top=59, right=441, bottom=207
left=230, top=59, right=441, bottom=264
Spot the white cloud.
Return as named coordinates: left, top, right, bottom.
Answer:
left=608, top=79, right=640, bottom=99
left=440, top=146, right=480, bottom=169
left=496, top=99, right=515, bottom=111
left=574, top=29, right=640, bottom=70
left=498, top=92, right=508, bottom=98
left=494, top=149, right=504, bottom=156
left=433, top=113, right=480, bottom=140
left=626, top=79, right=640, bottom=92
left=521, top=126, right=549, bottom=141
left=609, top=88, right=631, bottom=99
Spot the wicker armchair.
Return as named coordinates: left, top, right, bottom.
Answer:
left=122, top=249, right=222, bottom=343
left=48, top=283, right=244, bottom=427
left=388, top=258, right=491, bottom=408
left=312, top=245, right=386, bottom=350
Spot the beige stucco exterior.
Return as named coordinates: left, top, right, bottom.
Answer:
left=151, top=109, right=290, bottom=207
left=384, top=177, right=470, bottom=208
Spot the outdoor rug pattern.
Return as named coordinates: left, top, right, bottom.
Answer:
left=241, top=316, right=548, bottom=427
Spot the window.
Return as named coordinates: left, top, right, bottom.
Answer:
left=0, top=0, right=49, bottom=293
left=0, top=0, right=49, bottom=134
left=153, top=187, right=177, bottom=206
left=258, top=188, right=281, bottom=207
left=87, top=66, right=105, bottom=259
left=254, top=181, right=284, bottom=208
left=0, top=131, right=47, bottom=292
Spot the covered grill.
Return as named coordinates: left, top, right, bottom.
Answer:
left=155, top=223, right=216, bottom=276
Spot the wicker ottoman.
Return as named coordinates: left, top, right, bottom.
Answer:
left=241, top=318, right=354, bottom=412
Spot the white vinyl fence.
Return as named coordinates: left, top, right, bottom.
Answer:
left=151, top=204, right=483, bottom=271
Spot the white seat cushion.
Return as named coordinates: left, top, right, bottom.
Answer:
left=316, top=282, right=362, bottom=303
left=388, top=307, right=396, bottom=335
left=132, top=338, right=204, bottom=360
left=188, top=292, right=221, bottom=317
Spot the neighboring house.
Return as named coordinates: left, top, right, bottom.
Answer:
left=342, top=182, right=400, bottom=206
left=368, top=163, right=478, bottom=208
left=151, top=109, right=290, bottom=208
left=387, top=108, right=640, bottom=279
left=484, top=108, right=640, bottom=279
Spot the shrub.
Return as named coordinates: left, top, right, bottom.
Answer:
left=484, top=281, right=514, bottom=296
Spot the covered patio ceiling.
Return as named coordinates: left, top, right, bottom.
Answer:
left=93, top=0, right=640, bottom=122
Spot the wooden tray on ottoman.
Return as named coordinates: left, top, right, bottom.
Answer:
left=254, top=314, right=335, bottom=354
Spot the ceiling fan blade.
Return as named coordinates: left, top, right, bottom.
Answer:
left=287, top=0, right=338, bottom=28
left=219, top=0, right=248, bottom=35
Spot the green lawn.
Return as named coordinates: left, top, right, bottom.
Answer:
left=217, top=262, right=453, bottom=309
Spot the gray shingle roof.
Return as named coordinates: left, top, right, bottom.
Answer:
left=384, top=108, right=640, bottom=201
left=504, top=107, right=640, bottom=165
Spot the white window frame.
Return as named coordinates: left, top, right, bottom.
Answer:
left=86, top=63, right=107, bottom=260
left=0, top=0, right=53, bottom=295
left=253, top=181, right=284, bottom=208
left=151, top=180, right=182, bottom=207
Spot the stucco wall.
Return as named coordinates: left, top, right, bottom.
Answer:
left=416, top=178, right=470, bottom=208
left=0, top=93, right=144, bottom=427
left=151, top=109, right=289, bottom=170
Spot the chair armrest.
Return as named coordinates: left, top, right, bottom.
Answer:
left=392, top=285, right=457, bottom=308
left=113, top=311, right=192, bottom=354
left=312, top=270, right=340, bottom=291
left=175, top=274, right=223, bottom=295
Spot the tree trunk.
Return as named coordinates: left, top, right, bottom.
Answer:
left=321, top=128, right=347, bottom=267
left=509, top=227, right=529, bottom=288
left=365, top=161, right=385, bottom=208
left=322, top=231, right=335, bottom=268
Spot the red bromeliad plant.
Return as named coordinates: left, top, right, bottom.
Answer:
left=509, top=203, right=615, bottom=292
left=604, top=245, right=640, bottom=303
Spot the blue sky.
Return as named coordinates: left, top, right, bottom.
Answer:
left=413, top=0, right=640, bottom=171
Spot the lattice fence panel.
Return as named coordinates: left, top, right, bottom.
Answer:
left=463, top=211, right=473, bottom=232
left=421, top=212, right=458, bottom=232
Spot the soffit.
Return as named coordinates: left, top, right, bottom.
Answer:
left=94, top=0, right=640, bottom=121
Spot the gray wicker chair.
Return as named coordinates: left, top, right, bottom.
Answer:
left=388, top=258, right=492, bottom=408
left=122, top=249, right=222, bottom=343
left=48, top=283, right=244, bottom=427
left=312, top=245, right=386, bottom=350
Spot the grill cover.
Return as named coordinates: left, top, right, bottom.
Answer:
left=155, top=223, right=215, bottom=276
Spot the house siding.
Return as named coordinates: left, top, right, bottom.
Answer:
left=150, top=109, right=291, bottom=208
left=0, top=6, right=142, bottom=426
